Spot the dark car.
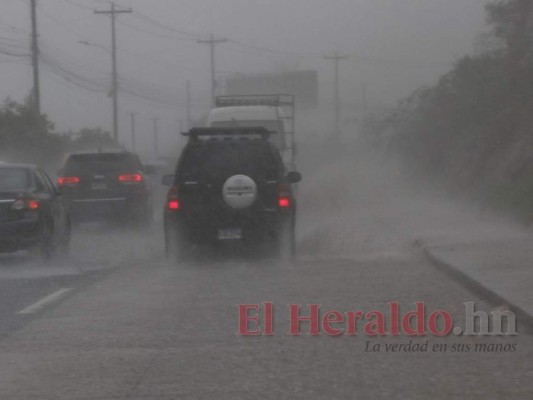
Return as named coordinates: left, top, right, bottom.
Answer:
left=0, top=163, right=71, bottom=258
left=58, top=150, right=153, bottom=224
left=163, top=127, right=302, bottom=261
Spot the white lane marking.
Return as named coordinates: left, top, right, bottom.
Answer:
left=73, top=198, right=126, bottom=202
left=16, top=288, right=73, bottom=315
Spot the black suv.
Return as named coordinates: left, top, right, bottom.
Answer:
left=163, top=127, right=302, bottom=260
left=58, top=150, right=153, bottom=224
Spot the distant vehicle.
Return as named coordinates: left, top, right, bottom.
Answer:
left=207, top=94, right=296, bottom=170
left=163, top=127, right=302, bottom=261
left=0, top=163, right=71, bottom=258
left=58, top=150, right=153, bottom=225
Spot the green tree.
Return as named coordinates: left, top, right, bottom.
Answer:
left=0, top=95, right=63, bottom=167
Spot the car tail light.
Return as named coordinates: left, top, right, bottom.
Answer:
left=11, top=199, right=40, bottom=211
left=278, top=197, right=290, bottom=208
left=167, top=186, right=180, bottom=211
left=27, top=199, right=40, bottom=210
left=167, top=199, right=180, bottom=210
left=58, top=176, right=80, bottom=186
left=278, top=183, right=291, bottom=209
left=118, top=174, right=143, bottom=183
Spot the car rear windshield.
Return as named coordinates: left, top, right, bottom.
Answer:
left=0, top=168, right=30, bottom=191
left=178, top=141, right=278, bottom=179
left=65, top=154, right=139, bottom=174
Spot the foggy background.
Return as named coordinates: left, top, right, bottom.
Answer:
left=0, top=0, right=491, bottom=160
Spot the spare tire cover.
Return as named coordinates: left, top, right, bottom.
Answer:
left=222, top=175, right=257, bottom=209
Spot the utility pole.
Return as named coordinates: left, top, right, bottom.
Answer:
left=95, top=3, right=132, bottom=143
left=197, top=34, right=227, bottom=107
left=324, top=53, right=349, bottom=140
left=130, top=112, right=137, bottom=152
left=30, top=0, right=40, bottom=116
left=152, top=118, right=159, bottom=159
left=186, top=80, right=192, bottom=130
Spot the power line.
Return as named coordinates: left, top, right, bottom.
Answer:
left=39, top=42, right=207, bottom=109
left=0, top=48, right=30, bottom=57
left=62, top=0, right=94, bottom=11
left=116, top=19, right=192, bottom=41
left=63, top=3, right=451, bottom=69
left=0, top=20, right=28, bottom=35
left=131, top=11, right=203, bottom=39
left=38, top=5, right=91, bottom=42
left=227, top=39, right=321, bottom=59
left=0, top=58, right=29, bottom=66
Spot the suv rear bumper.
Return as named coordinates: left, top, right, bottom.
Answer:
left=165, top=209, right=293, bottom=244
left=68, top=194, right=148, bottom=218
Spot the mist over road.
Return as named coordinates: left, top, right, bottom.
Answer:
left=0, top=142, right=531, bottom=399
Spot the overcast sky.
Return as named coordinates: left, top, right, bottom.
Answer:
left=0, top=0, right=492, bottom=158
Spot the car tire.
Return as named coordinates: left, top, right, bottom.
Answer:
left=140, top=203, right=154, bottom=228
left=58, top=218, right=71, bottom=256
left=165, top=225, right=188, bottom=264
left=32, top=220, right=55, bottom=260
left=275, top=218, right=296, bottom=262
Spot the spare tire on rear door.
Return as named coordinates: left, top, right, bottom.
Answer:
left=222, top=175, right=257, bottom=209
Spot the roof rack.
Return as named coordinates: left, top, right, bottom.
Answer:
left=182, top=126, right=274, bottom=141
left=215, top=94, right=294, bottom=108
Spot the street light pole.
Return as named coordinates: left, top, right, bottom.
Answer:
left=152, top=117, right=159, bottom=159
left=30, top=0, right=41, bottom=116
left=130, top=112, right=137, bottom=152
left=324, top=53, right=349, bottom=140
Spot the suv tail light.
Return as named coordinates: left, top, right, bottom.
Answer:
left=278, top=183, right=291, bottom=209
left=58, top=176, right=80, bottom=186
left=12, top=198, right=40, bottom=211
left=278, top=197, right=290, bottom=208
left=118, top=174, right=143, bottom=183
left=167, top=186, right=180, bottom=211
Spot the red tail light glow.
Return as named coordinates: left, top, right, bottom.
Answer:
left=58, top=176, right=80, bottom=186
left=167, top=186, right=180, bottom=211
left=167, top=199, right=180, bottom=210
left=27, top=199, right=40, bottom=210
left=118, top=174, right=143, bottom=183
left=11, top=199, right=40, bottom=211
left=278, top=197, right=290, bottom=208
left=278, top=183, right=291, bottom=208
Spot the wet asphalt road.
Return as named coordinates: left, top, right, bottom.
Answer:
left=0, top=149, right=531, bottom=399
left=0, top=220, right=161, bottom=339
left=0, top=226, right=531, bottom=399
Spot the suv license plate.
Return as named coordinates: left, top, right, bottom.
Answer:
left=218, top=228, right=242, bottom=240
left=91, top=182, right=107, bottom=190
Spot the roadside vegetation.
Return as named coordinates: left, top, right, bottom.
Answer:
left=366, top=0, right=533, bottom=223
left=0, top=95, right=117, bottom=171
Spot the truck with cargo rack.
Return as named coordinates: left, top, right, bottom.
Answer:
left=206, top=94, right=296, bottom=170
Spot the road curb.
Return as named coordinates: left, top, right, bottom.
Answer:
left=421, top=244, right=533, bottom=335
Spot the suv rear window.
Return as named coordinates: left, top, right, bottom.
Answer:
left=178, top=141, right=279, bottom=179
left=0, top=168, right=30, bottom=191
left=65, top=153, right=141, bottom=174
left=211, top=120, right=285, bottom=149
